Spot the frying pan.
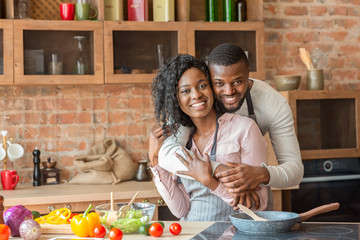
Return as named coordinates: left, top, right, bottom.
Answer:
left=229, top=202, right=340, bottom=234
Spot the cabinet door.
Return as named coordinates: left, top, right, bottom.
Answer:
left=281, top=90, right=360, bottom=159
left=187, top=21, right=265, bottom=80
left=0, top=20, right=13, bottom=85
left=14, top=20, right=104, bottom=85
left=104, top=21, right=187, bottom=83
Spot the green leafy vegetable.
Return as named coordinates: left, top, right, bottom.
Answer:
left=100, top=210, right=150, bottom=233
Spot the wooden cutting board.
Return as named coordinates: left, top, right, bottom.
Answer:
left=40, top=223, right=73, bottom=235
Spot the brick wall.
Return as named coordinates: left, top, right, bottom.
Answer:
left=0, top=84, right=154, bottom=184
left=2, top=0, right=360, bottom=184
left=264, top=0, right=360, bottom=90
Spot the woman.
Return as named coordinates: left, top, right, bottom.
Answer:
left=149, top=54, right=269, bottom=221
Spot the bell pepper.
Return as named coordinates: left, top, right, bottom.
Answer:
left=70, top=204, right=101, bottom=237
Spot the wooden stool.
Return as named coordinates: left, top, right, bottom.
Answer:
left=0, top=195, right=4, bottom=224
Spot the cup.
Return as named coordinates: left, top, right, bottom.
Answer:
left=48, top=54, right=63, bottom=75
left=1, top=170, right=19, bottom=190
left=75, top=3, right=98, bottom=20
left=104, top=0, right=123, bottom=20
left=7, top=142, right=24, bottom=162
left=60, top=3, right=75, bottom=20
left=307, top=69, right=324, bottom=90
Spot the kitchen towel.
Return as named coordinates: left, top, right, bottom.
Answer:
left=69, top=138, right=137, bottom=185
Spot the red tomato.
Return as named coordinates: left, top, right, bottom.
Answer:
left=109, top=228, right=123, bottom=240
left=0, top=224, right=11, bottom=240
left=149, top=222, right=163, bottom=237
left=93, top=225, right=106, bottom=238
left=169, top=223, right=182, bottom=235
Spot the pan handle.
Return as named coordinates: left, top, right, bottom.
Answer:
left=299, top=202, right=340, bottom=222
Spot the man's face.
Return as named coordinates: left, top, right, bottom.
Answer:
left=209, top=61, right=250, bottom=113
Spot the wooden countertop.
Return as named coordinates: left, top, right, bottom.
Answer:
left=2, top=181, right=160, bottom=207
left=10, top=221, right=214, bottom=240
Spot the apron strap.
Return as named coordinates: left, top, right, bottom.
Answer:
left=185, top=113, right=222, bottom=161
left=246, top=89, right=258, bottom=126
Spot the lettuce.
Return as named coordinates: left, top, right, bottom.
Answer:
left=111, top=210, right=150, bottom=233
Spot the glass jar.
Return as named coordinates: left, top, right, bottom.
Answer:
left=48, top=54, right=63, bottom=75
left=73, top=36, right=89, bottom=75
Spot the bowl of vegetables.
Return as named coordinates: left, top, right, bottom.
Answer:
left=95, top=202, right=155, bottom=233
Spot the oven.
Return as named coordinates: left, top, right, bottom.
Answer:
left=291, top=157, right=360, bottom=222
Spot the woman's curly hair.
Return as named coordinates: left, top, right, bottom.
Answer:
left=152, top=54, right=211, bottom=135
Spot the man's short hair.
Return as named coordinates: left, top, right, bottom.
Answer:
left=208, top=43, right=249, bottom=67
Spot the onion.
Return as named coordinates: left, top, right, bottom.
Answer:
left=19, top=219, right=42, bottom=240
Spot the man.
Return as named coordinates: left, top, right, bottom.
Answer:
left=156, top=43, right=304, bottom=209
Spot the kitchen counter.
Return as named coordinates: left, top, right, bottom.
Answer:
left=10, top=221, right=214, bottom=240
left=10, top=221, right=360, bottom=239
left=1, top=181, right=163, bottom=217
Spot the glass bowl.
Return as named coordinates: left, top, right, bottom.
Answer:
left=95, top=202, right=155, bottom=233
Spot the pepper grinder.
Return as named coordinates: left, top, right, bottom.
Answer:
left=33, top=147, right=41, bottom=186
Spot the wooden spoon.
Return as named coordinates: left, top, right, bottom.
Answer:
left=118, top=191, right=140, bottom=218
left=237, top=204, right=268, bottom=221
left=106, top=192, right=118, bottom=225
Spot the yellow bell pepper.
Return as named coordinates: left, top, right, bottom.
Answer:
left=70, top=204, right=100, bottom=237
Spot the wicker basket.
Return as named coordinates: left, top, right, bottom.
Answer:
left=31, top=0, right=73, bottom=20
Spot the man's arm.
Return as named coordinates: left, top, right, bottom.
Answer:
left=216, top=101, right=303, bottom=190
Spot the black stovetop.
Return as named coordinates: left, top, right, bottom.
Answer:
left=191, top=222, right=359, bottom=240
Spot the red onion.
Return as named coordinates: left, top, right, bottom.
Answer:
left=19, top=219, right=42, bottom=240
left=3, top=205, right=33, bottom=236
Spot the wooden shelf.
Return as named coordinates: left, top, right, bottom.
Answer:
left=280, top=90, right=360, bottom=160
left=0, top=18, right=264, bottom=85
left=13, top=20, right=104, bottom=85
left=104, top=21, right=187, bottom=84
left=186, top=21, right=265, bottom=80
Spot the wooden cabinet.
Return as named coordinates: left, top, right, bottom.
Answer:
left=280, top=90, right=360, bottom=160
left=1, top=0, right=264, bottom=85
left=187, top=21, right=265, bottom=80
left=0, top=20, right=13, bottom=85
left=13, top=20, right=104, bottom=85
left=103, top=21, right=265, bottom=83
left=104, top=21, right=187, bottom=84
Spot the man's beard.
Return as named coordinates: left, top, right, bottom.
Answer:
left=214, top=95, right=246, bottom=113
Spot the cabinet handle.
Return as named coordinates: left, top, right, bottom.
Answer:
left=64, top=204, right=72, bottom=210
left=48, top=205, right=55, bottom=212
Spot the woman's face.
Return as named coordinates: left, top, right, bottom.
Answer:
left=177, top=67, right=214, bottom=119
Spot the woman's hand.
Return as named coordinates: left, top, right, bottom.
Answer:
left=175, top=146, right=219, bottom=191
left=148, top=126, right=166, bottom=167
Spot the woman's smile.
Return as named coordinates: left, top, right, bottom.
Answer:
left=177, top=67, right=215, bottom=119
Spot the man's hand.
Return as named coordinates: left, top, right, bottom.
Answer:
left=148, top=126, right=167, bottom=167
left=230, top=190, right=260, bottom=210
left=175, top=147, right=219, bottom=191
left=215, top=162, right=270, bottom=192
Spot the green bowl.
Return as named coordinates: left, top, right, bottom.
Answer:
left=274, top=75, right=301, bottom=91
